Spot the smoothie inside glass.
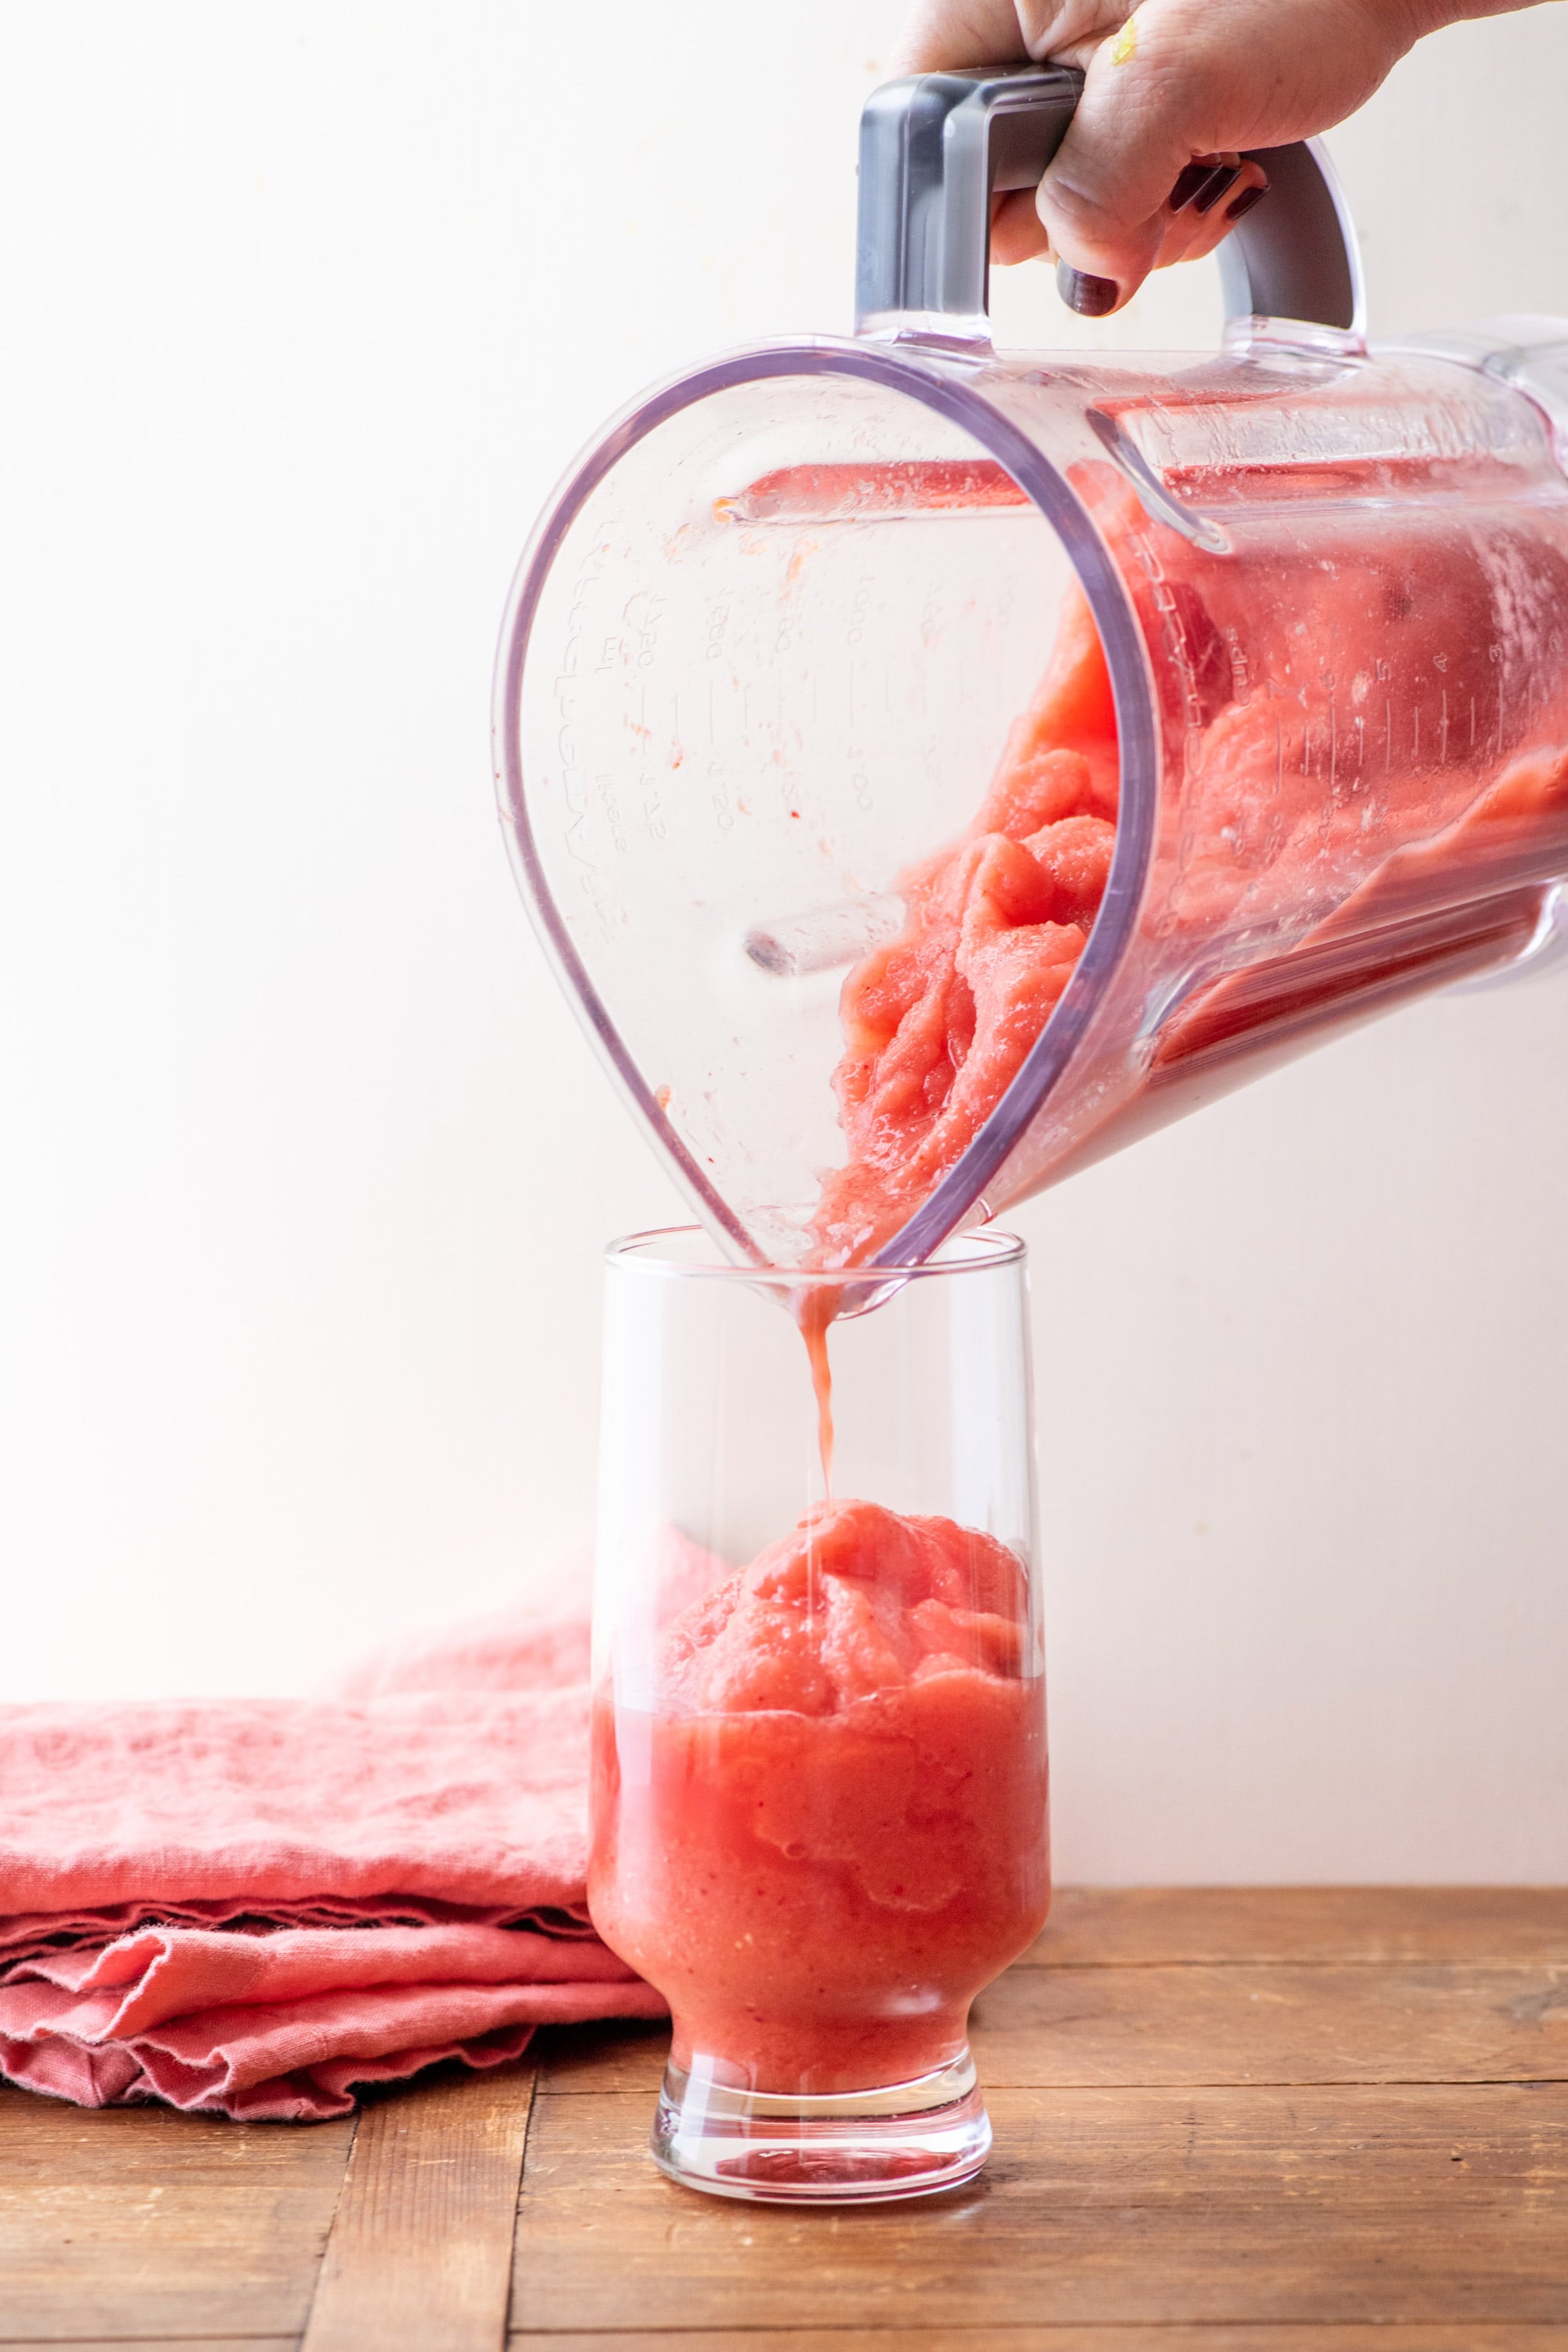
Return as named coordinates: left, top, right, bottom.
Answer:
left=589, top=1226, right=1047, bottom=2203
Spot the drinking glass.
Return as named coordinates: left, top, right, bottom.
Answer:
left=588, top=1225, right=1049, bottom=2203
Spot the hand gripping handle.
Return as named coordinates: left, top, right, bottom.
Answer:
left=854, top=66, right=1364, bottom=341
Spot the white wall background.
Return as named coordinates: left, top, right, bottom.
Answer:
left=2, top=1, right=1564, bottom=1879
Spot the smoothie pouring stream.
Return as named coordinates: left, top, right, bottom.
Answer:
left=586, top=1226, right=1045, bottom=2201
left=488, top=65, right=1568, bottom=2206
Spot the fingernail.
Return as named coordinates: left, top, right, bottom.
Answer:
left=1192, top=162, right=1242, bottom=215
left=1168, top=162, right=1213, bottom=213
left=1056, top=261, right=1120, bottom=318
left=1224, top=181, right=1269, bottom=224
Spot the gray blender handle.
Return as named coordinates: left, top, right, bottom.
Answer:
left=855, top=66, right=1363, bottom=338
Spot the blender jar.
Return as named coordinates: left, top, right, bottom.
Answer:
left=495, top=67, right=1568, bottom=1270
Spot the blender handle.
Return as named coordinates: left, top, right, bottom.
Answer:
left=855, top=66, right=1364, bottom=341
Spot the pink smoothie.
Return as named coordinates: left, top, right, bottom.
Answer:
left=588, top=1497, right=1050, bottom=2095
left=809, top=458, right=1568, bottom=1265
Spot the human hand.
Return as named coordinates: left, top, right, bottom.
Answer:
left=891, top=0, right=1522, bottom=314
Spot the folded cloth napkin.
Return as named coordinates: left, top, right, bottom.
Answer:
left=0, top=1599, right=666, bottom=2120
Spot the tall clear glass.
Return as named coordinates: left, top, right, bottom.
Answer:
left=588, top=1226, right=1048, bottom=2204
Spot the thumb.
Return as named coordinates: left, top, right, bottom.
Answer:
left=1036, top=0, right=1412, bottom=309
left=1036, top=8, right=1195, bottom=299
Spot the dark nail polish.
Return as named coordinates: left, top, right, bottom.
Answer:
left=1192, top=162, right=1241, bottom=215
left=1056, top=261, right=1119, bottom=318
left=1224, top=181, right=1269, bottom=224
left=1168, top=161, right=1212, bottom=212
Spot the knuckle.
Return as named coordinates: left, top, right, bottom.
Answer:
left=1016, top=2, right=1128, bottom=51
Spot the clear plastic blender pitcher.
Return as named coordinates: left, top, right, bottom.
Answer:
left=494, top=67, right=1568, bottom=1269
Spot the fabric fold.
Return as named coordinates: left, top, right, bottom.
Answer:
left=0, top=1599, right=666, bottom=2119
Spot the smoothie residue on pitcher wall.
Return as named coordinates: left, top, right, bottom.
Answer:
left=810, top=572, right=1117, bottom=1269
left=805, top=456, right=1568, bottom=1275
left=785, top=446, right=1568, bottom=1458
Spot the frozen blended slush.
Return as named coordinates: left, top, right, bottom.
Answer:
left=589, top=1497, right=1050, bottom=2095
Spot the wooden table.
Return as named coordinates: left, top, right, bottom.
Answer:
left=2, top=1889, right=1566, bottom=2350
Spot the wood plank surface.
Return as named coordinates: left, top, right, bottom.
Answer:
left=970, top=1958, right=1568, bottom=2082
left=510, top=2332, right=1568, bottom=2350
left=510, top=2082, right=1568, bottom=2332
left=511, top=2335, right=1568, bottom=2351
left=0, top=2086, right=351, bottom=2340
left=534, top=1959, right=1568, bottom=2093
left=1032, top=1886, right=1568, bottom=1966
left=7, top=1892, right=1568, bottom=2347
left=298, top=2062, right=535, bottom=2352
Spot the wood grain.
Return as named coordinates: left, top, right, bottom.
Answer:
left=532, top=2017, right=668, bottom=2093
left=1031, top=1886, right=1568, bottom=1967
left=298, top=2062, right=535, bottom=2352
left=510, top=2082, right=1568, bottom=2331
left=9, top=1893, right=1568, bottom=2344
left=0, top=2085, right=350, bottom=2341
left=533, top=1958, right=1568, bottom=2094
left=970, top=1959, right=1568, bottom=2082
left=510, top=2334, right=1568, bottom=2351
left=509, top=2332, right=1568, bottom=2350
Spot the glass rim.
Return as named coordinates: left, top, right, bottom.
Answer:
left=603, top=1222, right=1025, bottom=1285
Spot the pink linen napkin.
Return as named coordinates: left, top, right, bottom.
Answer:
left=0, top=1599, right=666, bottom=2120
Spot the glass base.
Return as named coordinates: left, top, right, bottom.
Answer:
left=652, top=2045, right=992, bottom=2204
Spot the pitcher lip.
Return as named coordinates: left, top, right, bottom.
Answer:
left=604, top=1222, right=1026, bottom=1283
left=495, top=335, right=1159, bottom=1272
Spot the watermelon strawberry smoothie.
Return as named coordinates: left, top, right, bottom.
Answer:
left=590, top=437, right=1568, bottom=2107
left=811, top=459, right=1568, bottom=1266
left=813, top=576, right=1118, bottom=1265
left=588, top=1497, right=1049, bottom=2096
